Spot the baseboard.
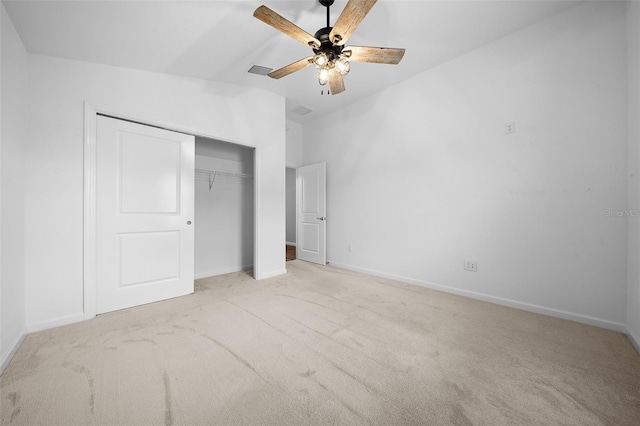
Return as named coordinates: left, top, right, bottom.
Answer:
left=255, top=268, right=287, bottom=280
left=27, top=312, right=85, bottom=333
left=626, top=327, right=640, bottom=355
left=286, top=242, right=297, bottom=247
left=1, top=329, right=27, bottom=376
left=328, top=261, right=627, bottom=334
left=195, top=264, right=253, bottom=280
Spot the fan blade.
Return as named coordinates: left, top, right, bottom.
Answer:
left=328, top=70, right=346, bottom=95
left=343, top=46, right=405, bottom=64
left=329, top=0, right=377, bottom=45
left=268, top=57, right=314, bottom=79
left=254, top=5, right=320, bottom=48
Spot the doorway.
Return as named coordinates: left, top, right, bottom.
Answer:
left=296, top=162, right=326, bottom=265
left=286, top=167, right=297, bottom=261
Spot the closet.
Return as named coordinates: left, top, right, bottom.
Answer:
left=194, top=137, right=254, bottom=278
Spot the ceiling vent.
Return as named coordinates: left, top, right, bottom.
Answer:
left=247, top=65, right=273, bottom=76
left=292, top=106, right=313, bottom=116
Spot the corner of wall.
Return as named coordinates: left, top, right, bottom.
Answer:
left=255, top=268, right=287, bottom=280
left=627, top=327, right=640, bottom=355
left=0, top=1, right=4, bottom=375
left=627, top=0, right=640, bottom=352
left=0, top=328, right=26, bottom=376
left=1, top=0, right=29, bottom=375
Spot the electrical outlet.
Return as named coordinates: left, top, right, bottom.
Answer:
left=464, top=260, right=478, bottom=272
left=347, top=244, right=352, bottom=252
left=505, top=122, right=516, bottom=134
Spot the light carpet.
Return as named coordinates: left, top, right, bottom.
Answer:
left=1, top=260, right=639, bottom=425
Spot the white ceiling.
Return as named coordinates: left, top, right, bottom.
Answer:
left=3, top=0, right=581, bottom=123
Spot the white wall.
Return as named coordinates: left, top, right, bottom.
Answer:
left=286, top=120, right=303, bottom=168
left=627, top=0, right=640, bottom=352
left=1, top=1, right=3, bottom=372
left=303, top=2, right=629, bottom=330
left=25, top=55, right=286, bottom=330
left=285, top=120, right=303, bottom=246
left=1, top=3, right=28, bottom=372
left=195, top=138, right=254, bottom=278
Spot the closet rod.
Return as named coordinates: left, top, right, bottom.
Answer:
left=195, top=168, right=253, bottom=190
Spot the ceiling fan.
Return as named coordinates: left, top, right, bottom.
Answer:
left=253, top=0, right=405, bottom=95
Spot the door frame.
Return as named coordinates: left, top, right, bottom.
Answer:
left=83, top=102, right=259, bottom=319
left=285, top=167, right=297, bottom=247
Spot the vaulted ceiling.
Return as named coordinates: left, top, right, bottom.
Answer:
left=3, top=0, right=581, bottom=123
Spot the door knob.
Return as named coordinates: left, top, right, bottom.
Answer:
left=187, top=221, right=192, bottom=225
left=317, top=217, right=326, bottom=221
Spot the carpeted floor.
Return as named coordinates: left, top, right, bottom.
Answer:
left=1, top=260, right=639, bottom=425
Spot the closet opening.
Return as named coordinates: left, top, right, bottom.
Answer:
left=195, top=137, right=255, bottom=278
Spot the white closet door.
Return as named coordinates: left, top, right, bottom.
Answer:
left=96, top=116, right=195, bottom=314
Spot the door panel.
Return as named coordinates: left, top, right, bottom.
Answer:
left=297, top=162, right=326, bottom=265
left=118, top=231, right=180, bottom=287
left=120, top=133, right=181, bottom=214
left=97, top=116, right=195, bottom=314
left=301, top=223, right=320, bottom=253
left=302, top=171, right=319, bottom=213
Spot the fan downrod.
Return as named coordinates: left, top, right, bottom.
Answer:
left=318, top=0, right=334, bottom=29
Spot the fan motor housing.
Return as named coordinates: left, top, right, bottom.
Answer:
left=313, top=27, right=343, bottom=57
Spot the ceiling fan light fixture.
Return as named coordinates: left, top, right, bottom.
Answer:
left=254, top=0, right=405, bottom=95
left=318, top=68, right=330, bottom=85
left=313, top=52, right=329, bottom=67
left=335, top=56, right=350, bottom=75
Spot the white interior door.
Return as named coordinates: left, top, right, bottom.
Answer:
left=96, top=116, right=195, bottom=314
left=297, top=162, right=326, bottom=265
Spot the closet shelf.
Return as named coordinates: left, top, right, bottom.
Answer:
left=195, top=168, right=253, bottom=190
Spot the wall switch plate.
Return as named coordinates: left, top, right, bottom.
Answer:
left=464, top=260, right=478, bottom=272
left=505, top=122, right=516, bottom=134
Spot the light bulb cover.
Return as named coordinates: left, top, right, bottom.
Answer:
left=318, top=68, right=329, bottom=85
left=313, top=52, right=329, bottom=67
left=335, top=57, right=350, bottom=75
